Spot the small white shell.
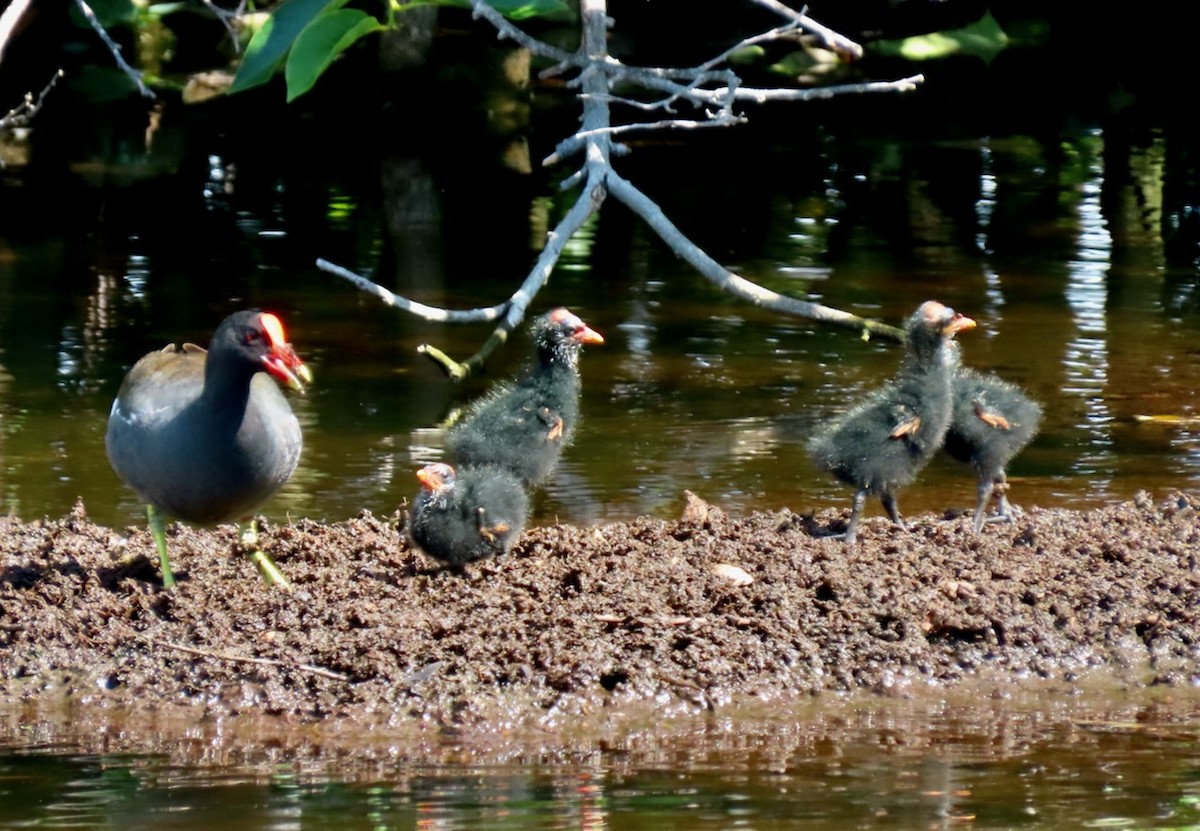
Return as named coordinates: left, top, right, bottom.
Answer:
left=711, top=563, right=754, bottom=586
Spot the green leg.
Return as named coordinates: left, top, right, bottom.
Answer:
left=146, top=505, right=177, bottom=589
left=239, top=519, right=291, bottom=590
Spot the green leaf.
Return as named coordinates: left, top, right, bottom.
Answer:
left=284, top=9, right=383, bottom=101
left=871, top=10, right=1010, bottom=64
left=399, top=0, right=569, bottom=21
left=229, top=0, right=351, bottom=94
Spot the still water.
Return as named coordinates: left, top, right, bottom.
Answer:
left=4, top=35, right=1200, bottom=828
left=3, top=688, right=1200, bottom=829
left=2, top=125, right=1199, bottom=531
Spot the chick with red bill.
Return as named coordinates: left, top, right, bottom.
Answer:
left=445, top=308, right=604, bottom=487
left=410, top=462, right=529, bottom=565
left=808, top=301, right=977, bottom=543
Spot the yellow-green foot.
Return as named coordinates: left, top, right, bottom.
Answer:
left=147, top=505, right=177, bottom=589
left=239, top=520, right=291, bottom=590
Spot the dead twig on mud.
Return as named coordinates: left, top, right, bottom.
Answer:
left=321, top=0, right=916, bottom=377
left=150, top=638, right=350, bottom=682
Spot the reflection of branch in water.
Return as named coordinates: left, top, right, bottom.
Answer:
left=322, top=0, right=917, bottom=377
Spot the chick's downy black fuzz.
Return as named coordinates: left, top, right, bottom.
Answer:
left=445, top=308, right=603, bottom=487
left=808, top=300, right=976, bottom=543
left=409, top=463, right=529, bottom=566
left=945, top=358, right=1042, bottom=531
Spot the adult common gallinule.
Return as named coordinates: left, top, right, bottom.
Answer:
left=445, top=308, right=604, bottom=487
left=105, top=310, right=311, bottom=589
left=409, top=462, right=529, bottom=565
left=808, top=301, right=976, bottom=543
left=944, top=352, right=1043, bottom=531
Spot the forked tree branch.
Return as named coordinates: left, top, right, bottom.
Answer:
left=322, top=0, right=916, bottom=377
left=0, top=70, right=64, bottom=134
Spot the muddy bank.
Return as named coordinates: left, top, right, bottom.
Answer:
left=1, top=492, right=1198, bottom=752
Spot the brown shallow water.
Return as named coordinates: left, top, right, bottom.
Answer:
left=2, top=490, right=1197, bottom=750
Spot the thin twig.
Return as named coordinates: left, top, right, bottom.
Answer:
left=198, top=0, right=246, bottom=51
left=151, top=639, right=350, bottom=682
left=606, top=171, right=904, bottom=341
left=746, top=0, right=864, bottom=60
left=73, top=0, right=155, bottom=99
left=0, top=70, right=64, bottom=133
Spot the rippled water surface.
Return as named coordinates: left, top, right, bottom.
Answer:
left=3, top=690, right=1200, bottom=829
left=2, top=125, right=1199, bottom=531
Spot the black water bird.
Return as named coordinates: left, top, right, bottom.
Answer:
left=808, top=300, right=976, bottom=543
left=105, top=310, right=311, bottom=588
left=409, top=462, right=529, bottom=565
left=445, top=308, right=604, bottom=487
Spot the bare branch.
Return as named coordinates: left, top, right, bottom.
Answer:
left=1, top=70, right=64, bottom=134
left=325, top=0, right=920, bottom=374
left=728, top=74, right=925, bottom=103
left=469, top=0, right=577, bottom=66
left=73, top=0, right=156, bottom=99
left=316, top=259, right=508, bottom=323
left=606, top=172, right=904, bottom=341
left=320, top=162, right=609, bottom=380
left=198, top=0, right=247, bottom=52
left=746, top=0, right=865, bottom=60
left=545, top=112, right=747, bottom=167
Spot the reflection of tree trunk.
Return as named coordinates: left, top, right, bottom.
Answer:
left=377, top=6, right=436, bottom=74
left=379, top=154, right=443, bottom=293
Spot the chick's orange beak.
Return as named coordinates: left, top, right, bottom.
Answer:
left=574, top=325, right=604, bottom=345
left=946, top=314, right=976, bottom=336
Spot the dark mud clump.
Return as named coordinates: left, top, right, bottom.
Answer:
left=2, top=492, right=1198, bottom=737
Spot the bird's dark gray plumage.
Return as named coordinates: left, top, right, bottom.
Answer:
left=105, top=309, right=310, bottom=587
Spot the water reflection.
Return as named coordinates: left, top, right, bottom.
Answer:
left=2, top=106, right=1200, bottom=530
left=3, top=692, right=1200, bottom=830
left=1064, top=139, right=1116, bottom=500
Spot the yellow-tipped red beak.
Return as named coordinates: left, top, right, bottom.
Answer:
left=259, top=312, right=311, bottom=392
left=263, top=344, right=310, bottom=393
